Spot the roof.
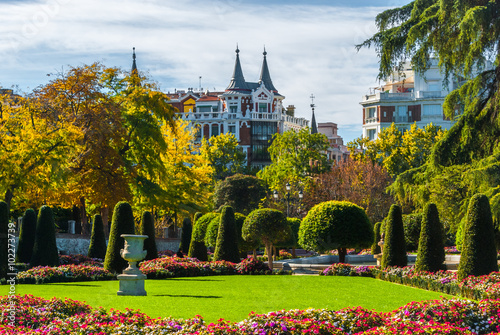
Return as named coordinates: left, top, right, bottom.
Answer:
left=197, top=95, right=219, bottom=102
left=258, top=48, right=277, bottom=93
left=226, top=47, right=250, bottom=91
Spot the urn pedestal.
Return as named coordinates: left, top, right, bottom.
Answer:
left=117, top=234, right=148, bottom=296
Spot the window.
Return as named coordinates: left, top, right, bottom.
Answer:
left=229, top=105, right=237, bottom=113
left=211, top=124, right=219, bottom=137
left=423, top=104, right=442, bottom=115
left=428, top=81, right=439, bottom=91
left=367, top=107, right=376, bottom=118
left=367, top=129, right=377, bottom=140
left=228, top=125, right=236, bottom=134
left=259, top=103, right=267, bottom=113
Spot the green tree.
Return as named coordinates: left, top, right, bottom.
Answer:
left=415, top=203, right=445, bottom=272
left=403, top=213, right=422, bottom=252
left=299, top=201, right=373, bottom=263
left=213, top=206, right=240, bottom=263
left=204, top=214, right=222, bottom=249
left=213, top=174, right=266, bottom=215
left=88, top=214, right=107, bottom=259
left=0, top=201, right=8, bottom=277
left=201, top=133, right=246, bottom=180
left=371, top=222, right=382, bottom=255
left=104, top=202, right=136, bottom=273
left=188, top=212, right=208, bottom=261
left=234, top=212, right=257, bottom=258
left=140, top=211, right=158, bottom=261
left=16, top=208, right=37, bottom=263
left=381, top=204, right=407, bottom=268
left=458, top=194, right=498, bottom=281
left=242, top=208, right=290, bottom=270
left=30, top=206, right=59, bottom=267
left=179, top=217, right=192, bottom=255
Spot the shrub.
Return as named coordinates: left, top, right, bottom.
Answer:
left=204, top=214, right=221, bottom=248
left=213, top=174, right=266, bottom=215
left=16, top=208, right=37, bottom=263
left=213, top=206, right=240, bottom=263
left=103, top=202, right=136, bottom=273
left=30, top=206, right=59, bottom=267
left=192, top=212, right=219, bottom=243
left=371, top=222, right=382, bottom=255
left=236, top=257, right=271, bottom=275
left=458, top=194, right=499, bottom=281
left=415, top=203, right=445, bottom=272
left=381, top=204, right=407, bottom=268
left=299, top=201, right=373, bottom=263
left=87, top=214, right=107, bottom=259
left=140, top=211, right=158, bottom=260
left=188, top=212, right=208, bottom=261
left=0, top=201, right=8, bottom=277
left=276, top=217, right=301, bottom=249
left=402, top=213, right=422, bottom=251
left=234, top=212, right=258, bottom=257
left=179, top=217, right=192, bottom=254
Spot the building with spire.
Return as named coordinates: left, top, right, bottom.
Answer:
left=167, top=47, right=308, bottom=168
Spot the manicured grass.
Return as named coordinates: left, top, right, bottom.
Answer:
left=2, top=276, right=452, bottom=322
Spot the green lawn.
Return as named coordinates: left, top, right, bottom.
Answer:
left=2, top=276, right=452, bottom=322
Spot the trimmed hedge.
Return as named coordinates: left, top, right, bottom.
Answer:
left=415, top=203, right=445, bottom=272
left=204, top=214, right=222, bottom=248
left=30, top=206, right=59, bottom=267
left=188, top=212, right=208, bottom=261
left=381, top=204, right=407, bottom=269
left=140, top=211, right=158, bottom=261
left=213, top=206, right=240, bottom=263
left=371, top=222, right=382, bottom=255
left=103, top=202, right=136, bottom=273
left=87, top=214, right=107, bottom=259
left=458, top=194, right=499, bottom=281
left=16, top=208, right=37, bottom=263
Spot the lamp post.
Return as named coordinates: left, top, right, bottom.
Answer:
left=273, top=182, right=303, bottom=217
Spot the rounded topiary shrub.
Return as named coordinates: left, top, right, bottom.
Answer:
left=415, top=203, right=445, bottom=272
left=192, top=212, right=219, bottom=243
left=88, top=214, right=107, bottom=259
left=213, top=206, right=240, bottom=263
left=371, top=222, right=382, bottom=255
left=188, top=212, right=208, bottom=261
left=16, top=208, right=37, bottom=263
left=140, top=211, right=158, bottom=261
left=179, top=217, right=192, bottom=255
left=381, top=204, right=407, bottom=269
left=104, top=202, right=136, bottom=273
left=458, top=194, right=499, bottom=281
left=299, top=201, right=373, bottom=263
left=30, top=206, right=59, bottom=267
left=213, top=174, right=266, bottom=215
left=204, top=214, right=221, bottom=249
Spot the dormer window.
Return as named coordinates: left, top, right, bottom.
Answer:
left=259, top=103, right=268, bottom=113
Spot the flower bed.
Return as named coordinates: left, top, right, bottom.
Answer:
left=2, top=295, right=500, bottom=334
left=16, top=264, right=115, bottom=284
left=322, top=263, right=376, bottom=277
left=59, top=254, right=104, bottom=266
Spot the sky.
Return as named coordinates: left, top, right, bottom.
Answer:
left=0, top=0, right=411, bottom=143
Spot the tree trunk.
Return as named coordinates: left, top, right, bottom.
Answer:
left=252, top=249, right=257, bottom=259
left=266, top=243, right=274, bottom=270
left=101, top=205, right=109, bottom=237
left=338, top=247, right=347, bottom=264
left=273, top=246, right=277, bottom=261
left=79, top=197, right=89, bottom=235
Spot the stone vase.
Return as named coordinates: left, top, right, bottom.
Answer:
left=117, top=234, right=148, bottom=296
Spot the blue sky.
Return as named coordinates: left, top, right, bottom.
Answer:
left=0, top=0, right=410, bottom=143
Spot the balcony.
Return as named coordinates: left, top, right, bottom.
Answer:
left=364, top=117, right=378, bottom=124
left=363, top=90, right=446, bottom=103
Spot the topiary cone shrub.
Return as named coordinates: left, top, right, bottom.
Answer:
left=88, top=214, right=107, bottom=259
left=104, top=202, right=136, bottom=273
left=16, top=208, right=37, bottom=263
left=140, top=211, right=158, bottom=260
left=0, top=201, right=8, bottom=278
left=415, top=203, right=445, bottom=272
left=381, top=204, right=407, bottom=269
left=213, top=206, right=240, bottom=263
left=371, top=222, right=382, bottom=255
left=458, top=194, right=499, bottom=281
left=188, top=212, right=208, bottom=261
left=204, top=214, right=222, bottom=249
left=30, top=206, right=59, bottom=267
left=179, top=217, right=192, bottom=255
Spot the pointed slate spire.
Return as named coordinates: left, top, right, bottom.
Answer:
left=131, top=47, right=138, bottom=74
left=258, top=47, right=277, bottom=92
left=310, top=94, right=318, bottom=134
left=226, top=45, right=249, bottom=91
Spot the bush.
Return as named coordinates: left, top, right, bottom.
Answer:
left=234, top=213, right=258, bottom=257
left=458, top=194, right=499, bottom=281
left=179, top=217, right=192, bottom=255
left=276, top=217, right=301, bottom=249
left=298, top=201, right=373, bottom=263
left=213, top=174, right=266, bottom=215
left=204, top=214, right=221, bottom=248
left=103, top=202, right=136, bottom=273
left=402, top=213, right=422, bottom=251
left=0, top=201, right=8, bottom=278
left=87, top=214, right=107, bottom=259
left=16, top=208, right=37, bottom=264
left=371, top=222, right=382, bottom=255
left=236, top=257, right=271, bottom=275
left=188, top=212, right=208, bottom=261
left=30, top=206, right=59, bottom=267
left=140, top=211, right=158, bottom=261
left=415, top=203, right=445, bottom=272
left=192, top=212, right=219, bottom=243
left=213, top=206, right=240, bottom=263
left=381, top=204, right=407, bottom=268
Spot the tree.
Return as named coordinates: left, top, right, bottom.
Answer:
left=30, top=206, right=59, bottom=267
left=104, top=202, right=136, bottom=273
left=213, top=174, right=266, bottom=215
left=16, top=208, right=37, bottom=263
left=242, top=208, right=290, bottom=270
left=458, top=194, right=498, bottom=281
left=201, top=132, right=246, bottom=180
left=0, top=201, right=8, bottom=277
left=371, top=222, right=382, bottom=255
left=403, top=213, right=422, bottom=252
left=234, top=212, right=257, bottom=258
left=179, top=217, right=192, bottom=255
left=415, top=203, right=445, bottom=272
left=188, top=212, right=208, bottom=261
left=381, top=204, right=407, bottom=268
left=88, top=214, right=107, bottom=259
left=140, top=211, right=158, bottom=261
left=213, top=206, right=240, bottom=263
left=298, top=201, right=373, bottom=263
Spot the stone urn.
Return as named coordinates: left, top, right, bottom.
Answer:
left=117, top=234, right=148, bottom=296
